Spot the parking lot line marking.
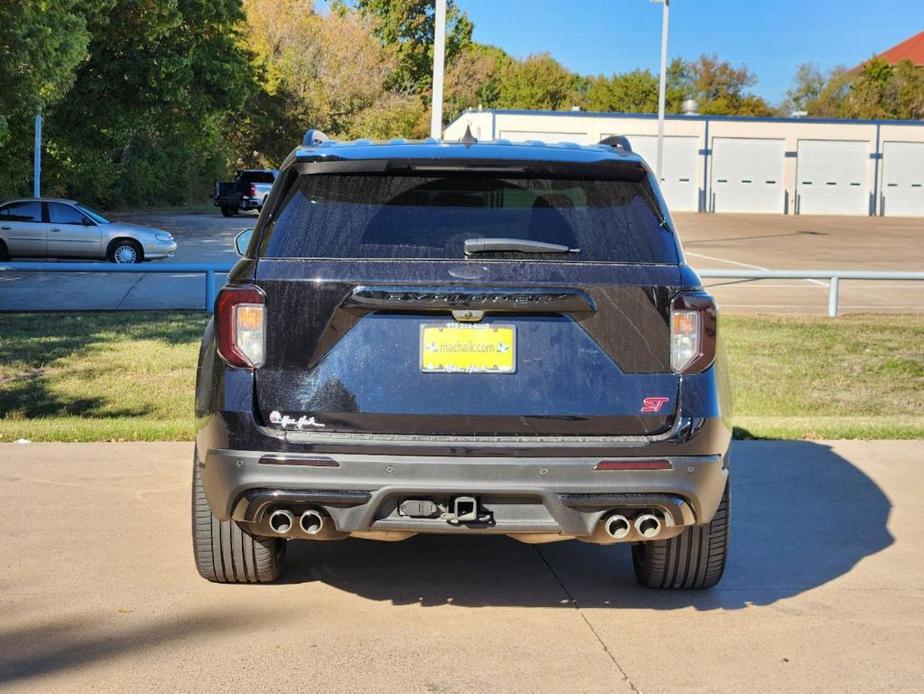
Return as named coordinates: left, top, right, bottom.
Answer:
left=686, top=251, right=768, bottom=271
left=688, top=251, right=828, bottom=287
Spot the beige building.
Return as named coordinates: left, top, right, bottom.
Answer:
left=444, top=110, right=924, bottom=217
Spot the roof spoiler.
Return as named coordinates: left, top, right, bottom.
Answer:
left=599, top=135, right=632, bottom=152
left=302, top=129, right=330, bottom=147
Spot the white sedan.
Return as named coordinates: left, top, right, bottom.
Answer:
left=0, top=197, right=177, bottom=264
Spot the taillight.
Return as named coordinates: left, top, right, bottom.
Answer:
left=670, top=292, right=717, bottom=374
left=215, top=285, right=266, bottom=368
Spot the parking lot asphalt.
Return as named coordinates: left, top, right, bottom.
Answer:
left=675, top=213, right=924, bottom=315
left=1, top=439, right=921, bottom=692
left=1, top=210, right=922, bottom=314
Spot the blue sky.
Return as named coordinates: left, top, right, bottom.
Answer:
left=458, top=0, right=924, bottom=104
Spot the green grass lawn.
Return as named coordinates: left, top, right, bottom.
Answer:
left=1, top=312, right=921, bottom=442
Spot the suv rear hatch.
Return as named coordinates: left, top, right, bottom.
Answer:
left=251, top=160, right=682, bottom=437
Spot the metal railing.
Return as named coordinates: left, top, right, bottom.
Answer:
left=0, top=261, right=234, bottom=312
left=698, top=269, right=924, bottom=317
left=1, top=263, right=922, bottom=317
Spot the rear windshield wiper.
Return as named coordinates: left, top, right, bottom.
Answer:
left=464, top=238, right=580, bottom=256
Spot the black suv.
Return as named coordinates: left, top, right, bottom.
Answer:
left=193, top=130, right=731, bottom=589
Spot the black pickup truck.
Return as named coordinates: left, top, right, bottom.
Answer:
left=193, top=130, right=732, bottom=588
left=213, top=169, right=278, bottom=217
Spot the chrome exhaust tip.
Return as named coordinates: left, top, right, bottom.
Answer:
left=268, top=509, right=294, bottom=535
left=299, top=509, right=324, bottom=535
left=604, top=514, right=631, bottom=539
left=634, top=513, right=662, bottom=539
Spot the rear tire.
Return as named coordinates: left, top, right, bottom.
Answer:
left=220, top=205, right=237, bottom=217
left=192, top=453, right=283, bottom=583
left=631, top=481, right=729, bottom=590
left=0, top=240, right=8, bottom=261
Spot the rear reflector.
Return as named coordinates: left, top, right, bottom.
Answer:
left=258, top=455, right=339, bottom=467
left=595, top=459, right=673, bottom=471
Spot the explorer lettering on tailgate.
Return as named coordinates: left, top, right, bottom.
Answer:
left=192, top=128, right=731, bottom=588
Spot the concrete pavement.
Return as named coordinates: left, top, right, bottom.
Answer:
left=1, top=439, right=922, bottom=692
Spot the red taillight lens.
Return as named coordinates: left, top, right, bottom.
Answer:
left=258, top=455, right=339, bottom=467
left=670, top=292, right=717, bottom=374
left=216, top=285, right=266, bottom=368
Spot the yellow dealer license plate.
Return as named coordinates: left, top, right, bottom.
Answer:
left=420, top=323, right=516, bottom=374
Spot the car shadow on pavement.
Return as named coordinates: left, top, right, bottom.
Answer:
left=0, top=610, right=274, bottom=687
left=281, top=440, right=893, bottom=610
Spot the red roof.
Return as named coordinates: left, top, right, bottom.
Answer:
left=872, top=30, right=924, bottom=66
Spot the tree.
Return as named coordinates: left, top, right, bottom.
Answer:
left=444, top=43, right=510, bottom=119
left=44, top=0, right=255, bottom=205
left=0, top=1, right=107, bottom=197
left=781, top=63, right=826, bottom=115
left=847, top=57, right=896, bottom=119
left=843, top=57, right=924, bottom=120
left=805, top=67, right=852, bottom=118
left=689, top=54, right=774, bottom=116
left=578, top=59, right=691, bottom=114
left=892, top=59, right=924, bottom=120
left=582, top=70, right=657, bottom=113
left=356, top=0, right=473, bottom=93
left=781, top=58, right=924, bottom=121
left=242, top=0, right=426, bottom=151
left=496, top=53, right=579, bottom=111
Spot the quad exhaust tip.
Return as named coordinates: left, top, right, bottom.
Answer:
left=299, top=509, right=324, bottom=535
left=634, top=513, right=662, bottom=538
left=604, top=514, right=631, bottom=539
left=269, top=509, right=294, bottom=535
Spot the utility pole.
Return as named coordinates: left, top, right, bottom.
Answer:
left=33, top=113, right=43, bottom=198
left=652, top=0, right=670, bottom=182
left=430, top=0, right=447, bottom=139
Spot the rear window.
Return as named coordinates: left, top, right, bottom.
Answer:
left=259, top=174, right=678, bottom=263
left=0, top=201, right=42, bottom=223
left=240, top=171, right=276, bottom=184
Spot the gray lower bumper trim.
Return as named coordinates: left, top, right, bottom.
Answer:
left=238, top=489, right=372, bottom=522
left=558, top=493, right=694, bottom=525
left=201, top=448, right=728, bottom=539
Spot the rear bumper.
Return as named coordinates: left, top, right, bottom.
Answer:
left=199, top=447, right=728, bottom=543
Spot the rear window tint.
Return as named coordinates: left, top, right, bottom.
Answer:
left=0, top=201, right=42, bottom=223
left=260, top=174, right=678, bottom=263
left=240, top=171, right=276, bottom=184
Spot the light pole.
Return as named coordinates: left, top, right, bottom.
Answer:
left=33, top=113, right=42, bottom=198
left=430, top=0, right=447, bottom=139
left=651, top=0, right=670, bottom=182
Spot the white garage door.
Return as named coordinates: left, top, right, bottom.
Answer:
left=796, top=140, right=869, bottom=215
left=711, top=138, right=785, bottom=213
left=498, top=130, right=590, bottom=145
left=882, top=141, right=924, bottom=217
left=619, top=135, right=700, bottom=212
